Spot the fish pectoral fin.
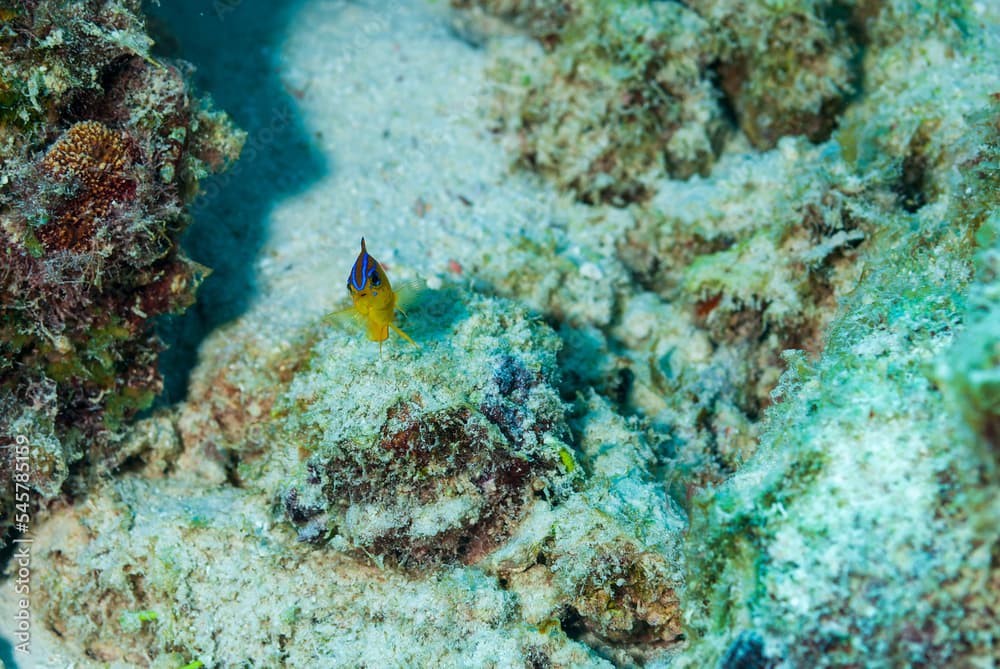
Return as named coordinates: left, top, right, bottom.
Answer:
left=393, top=279, right=426, bottom=314
left=388, top=322, right=419, bottom=347
left=322, top=306, right=365, bottom=331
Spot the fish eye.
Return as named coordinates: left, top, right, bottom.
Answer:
left=369, top=271, right=382, bottom=287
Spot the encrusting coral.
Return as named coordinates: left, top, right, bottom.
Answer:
left=36, top=120, right=139, bottom=251
left=0, top=0, right=243, bottom=540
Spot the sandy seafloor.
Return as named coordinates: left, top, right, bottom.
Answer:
left=0, top=0, right=611, bottom=666
left=163, top=0, right=600, bottom=364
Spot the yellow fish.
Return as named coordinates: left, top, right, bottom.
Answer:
left=329, top=238, right=418, bottom=352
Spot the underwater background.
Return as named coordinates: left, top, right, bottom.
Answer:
left=1, top=0, right=999, bottom=667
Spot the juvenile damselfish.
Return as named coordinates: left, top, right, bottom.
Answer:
left=329, top=238, right=417, bottom=352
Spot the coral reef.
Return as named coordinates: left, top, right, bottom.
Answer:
left=614, top=139, right=873, bottom=489
left=35, top=120, right=139, bottom=251
left=687, top=0, right=856, bottom=149
left=5, top=0, right=1000, bottom=667
left=935, top=209, right=1000, bottom=469
left=276, top=291, right=573, bottom=567
left=674, top=29, right=1000, bottom=669
left=456, top=2, right=1000, bottom=666
left=458, top=0, right=864, bottom=203
left=26, top=288, right=688, bottom=666
left=457, top=0, right=976, bottom=207
left=0, top=0, right=243, bottom=538
left=450, top=0, right=577, bottom=44
left=31, top=474, right=624, bottom=668
left=481, top=0, right=725, bottom=204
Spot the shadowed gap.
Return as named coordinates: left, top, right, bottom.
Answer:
left=144, top=0, right=329, bottom=403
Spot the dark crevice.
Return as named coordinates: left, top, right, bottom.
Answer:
left=144, top=0, right=328, bottom=405
left=720, top=632, right=776, bottom=669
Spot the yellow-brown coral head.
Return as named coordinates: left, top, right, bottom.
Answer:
left=42, top=121, right=133, bottom=185
left=37, top=121, right=137, bottom=251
